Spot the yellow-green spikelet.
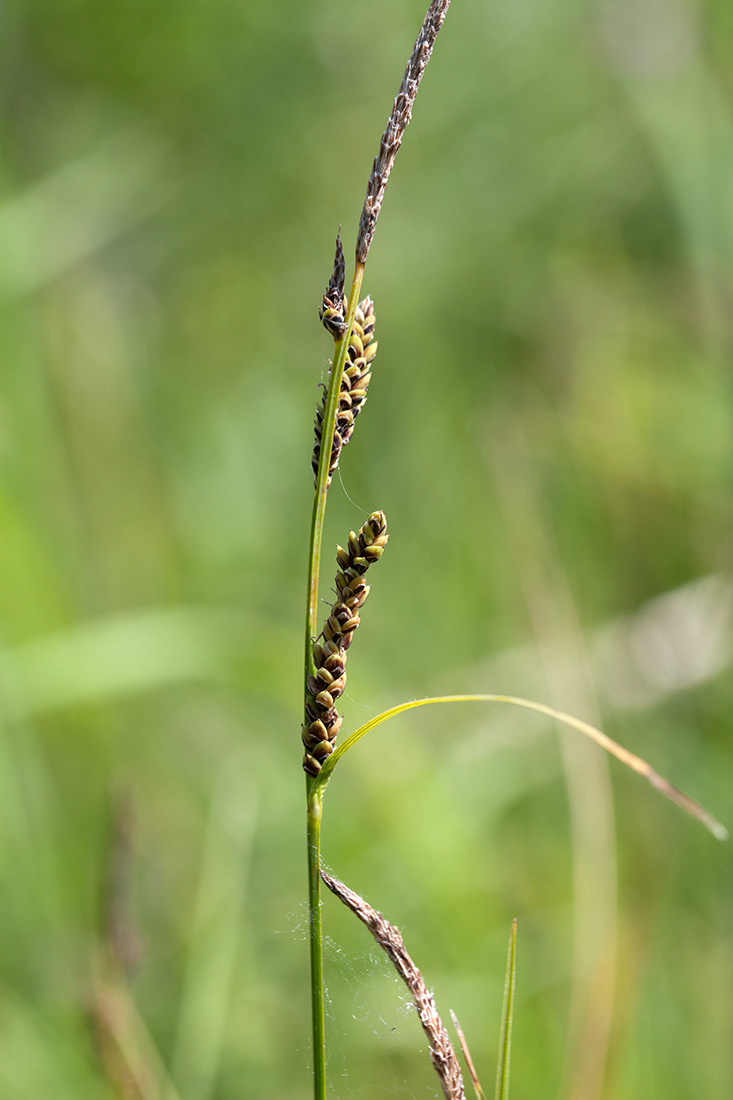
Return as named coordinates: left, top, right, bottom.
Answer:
left=302, top=511, right=388, bottom=776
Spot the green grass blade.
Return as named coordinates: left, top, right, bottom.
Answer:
left=313, top=694, right=727, bottom=839
left=494, top=919, right=517, bottom=1100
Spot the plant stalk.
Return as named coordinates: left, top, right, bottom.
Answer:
left=306, top=784, right=325, bottom=1100
left=304, top=259, right=364, bottom=1100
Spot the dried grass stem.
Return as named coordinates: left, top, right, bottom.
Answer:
left=321, top=868, right=466, bottom=1100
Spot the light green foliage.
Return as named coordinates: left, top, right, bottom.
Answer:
left=0, top=1, right=731, bottom=1098
left=494, top=920, right=516, bottom=1100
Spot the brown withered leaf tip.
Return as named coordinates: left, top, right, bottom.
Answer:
left=302, top=511, right=388, bottom=777
left=356, top=0, right=452, bottom=264
left=321, top=868, right=466, bottom=1100
left=312, top=295, right=377, bottom=488
left=319, top=231, right=347, bottom=338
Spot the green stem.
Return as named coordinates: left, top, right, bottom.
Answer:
left=304, top=259, right=364, bottom=1100
left=306, top=784, right=325, bottom=1100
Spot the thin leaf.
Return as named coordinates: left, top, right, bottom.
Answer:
left=450, top=1010, right=486, bottom=1100
left=314, top=694, right=727, bottom=840
left=494, top=919, right=517, bottom=1100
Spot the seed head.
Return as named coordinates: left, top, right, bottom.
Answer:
left=302, top=512, right=388, bottom=776
left=356, top=0, right=453, bottom=265
left=319, top=231, right=346, bottom=338
left=312, top=296, right=377, bottom=488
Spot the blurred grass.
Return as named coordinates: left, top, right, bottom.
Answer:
left=0, top=0, right=731, bottom=1097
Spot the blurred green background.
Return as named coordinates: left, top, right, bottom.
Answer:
left=0, top=0, right=731, bottom=1097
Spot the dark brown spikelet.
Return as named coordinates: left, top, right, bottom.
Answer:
left=356, top=0, right=452, bottom=265
left=312, top=296, right=377, bottom=487
left=319, top=231, right=346, bottom=338
left=321, top=869, right=466, bottom=1100
left=302, top=511, right=388, bottom=776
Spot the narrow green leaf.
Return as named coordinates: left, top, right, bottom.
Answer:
left=494, top=919, right=517, bottom=1100
left=313, top=694, right=727, bottom=840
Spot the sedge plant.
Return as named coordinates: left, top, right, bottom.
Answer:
left=301, top=2, right=726, bottom=1097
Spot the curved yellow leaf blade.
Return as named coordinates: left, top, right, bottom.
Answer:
left=315, top=694, right=727, bottom=840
